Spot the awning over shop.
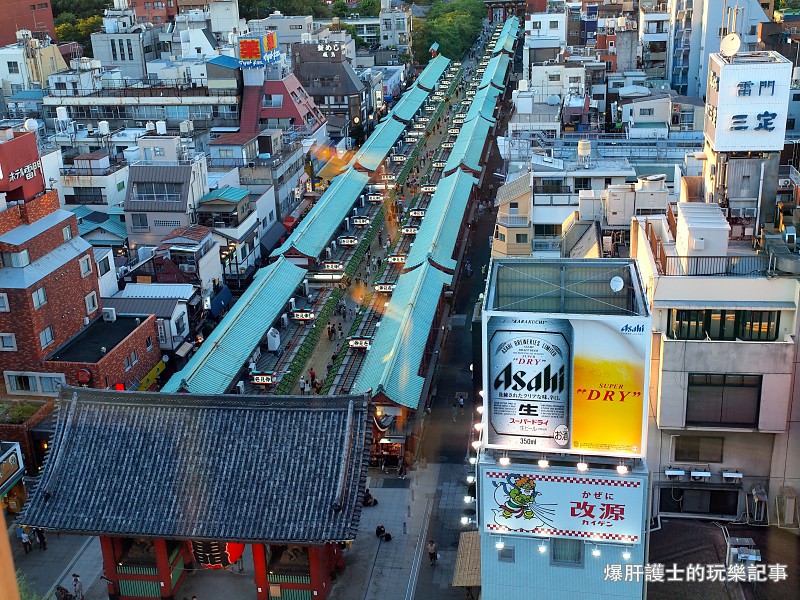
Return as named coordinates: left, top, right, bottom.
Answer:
left=452, top=531, right=481, bottom=588
left=260, top=220, right=288, bottom=254
left=175, top=341, right=193, bottom=358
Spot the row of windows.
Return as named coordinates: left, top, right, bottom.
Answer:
left=4, top=371, right=65, bottom=396
left=1, top=293, right=97, bottom=352
left=110, top=39, right=135, bottom=62
left=498, top=538, right=586, bottom=566
left=0, top=227, right=72, bottom=270
left=668, top=309, right=780, bottom=342
left=494, top=231, right=529, bottom=244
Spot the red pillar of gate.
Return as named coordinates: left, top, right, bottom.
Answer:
left=252, top=543, right=269, bottom=600
left=153, top=538, right=173, bottom=598
left=99, top=536, right=120, bottom=598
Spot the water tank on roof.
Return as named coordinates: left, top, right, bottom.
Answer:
left=546, top=95, right=561, bottom=106
left=98, top=120, right=110, bottom=135
left=155, top=120, right=167, bottom=135
left=145, top=121, right=156, bottom=132
left=56, top=106, right=69, bottom=121
left=23, top=119, right=38, bottom=132
left=577, top=139, right=592, bottom=157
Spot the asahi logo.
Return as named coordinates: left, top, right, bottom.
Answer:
left=493, top=362, right=566, bottom=393
left=620, top=323, right=645, bottom=334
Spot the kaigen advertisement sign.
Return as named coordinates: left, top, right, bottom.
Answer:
left=483, top=313, right=649, bottom=457
left=481, top=468, right=645, bottom=543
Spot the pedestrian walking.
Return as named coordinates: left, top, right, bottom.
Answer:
left=458, top=394, right=465, bottom=415
left=337, top=323, right=344, bottom=340
left=309, top=368, right=316, bottom=386
left=73, top=574, right=84, bottom=600
left=299, top=375, right=307, bottom=395
left=451, top=402, right=458, bottom=423
left=427, top=540, right=438, bottom=566
left=34, top=528, right=47, bottom=551
left=21, top=530, right=32, bottom=554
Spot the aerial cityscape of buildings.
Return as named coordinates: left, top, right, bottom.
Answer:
left=1, top=0, right=800, bottom=599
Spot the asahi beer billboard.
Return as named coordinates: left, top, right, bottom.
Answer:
left=480, top=466, right=646, bottom=544
left=483, top=313, right=649, bottom=457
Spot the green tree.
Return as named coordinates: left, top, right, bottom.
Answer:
left=413, top=0, right=484, bottom=64
left=356, top=0, right=381, bottom=16
left=52, top=0, right=107, bottom=20
left=55, top=15, right=102, bottom=55
left=332, top=0, right=349, bottom=17
left=341, top=23, right=367, bottom=49
left=54, top=12, right=78, bottom=27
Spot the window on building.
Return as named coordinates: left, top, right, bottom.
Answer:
left=569, top=76, right=580, bottom=84
left=131, top=350, right=139, bottom=366
left=175, top=315, right=187, bottom=335
left=79, top=255, right=92, bottom=277
left=532, top=21, right=542, bottom=30
left=686, top=374, right=761, bottom=428
left=32, top=287, right=47, bottom=309
left=0, top=333, right=17, bottom=351
left=117, top=180, right=125, bottom=191
left=498, top=546, right=515, bottom=562
left=495, top=230, right=506, bottom=242
left=0, top=293, right=8, bottom=312
left=98, top=256, right=111, bottom=276
left=788, top=118, right=796, bottom=131
left=548, top=73, right=561, bottom=82
left=674, top=436, right=724, bottom=462
left=6, top=373, right=34, bottom=392
left=85, top=291, right=98, bottom=314
left=640, top=108, right=655, bottom=116
left=515, top=233, right=529, bottom=244
left=39, top=326, right=54, bottom=349
left=550, top=20, right=559, bottom=29
left=668, top=309, right=779, bottom=341
left=124, top=356, right=132, bottom=371
left=39, top=375, right=63, bottom=393
left=63, top=225, right=72, bottom=241
left=131, top=213, right=149, bottom=229
left=146, top=336, right=153, bottom=351
left=153, top=146, right=165, bottom=156
left=574, top=177, right=591, bottom=191
left=551, top=538, right=583, bottom=567
left=110, top=39, right=118, bottom=61
left=534, top=224, right=562, bottom=237
left=7, top=61, right=19, bottom=74
left=1, top=250, right=30, bottom=267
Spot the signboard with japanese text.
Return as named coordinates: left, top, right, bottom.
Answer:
left=322, top=261, right=344, bottom=271
left=704, top=52, right=792, bottom=152
left=421, top=185, right=437, bottom=193
left=480, top=467, right=646, bottom=544
left=401, top=226, right=419, bottom=235
left=368, top=194, right=383, bottom=202
left=339, top=236, right=358, bottom=246
left=291, top=311, right=315, bottom=321
left=375, top=283, right=395, bottom=292
left=352, top=216, right=370, bottom=226
left=348, top=338, right=372, bottom=349
left=251, top=372, right=276, bottom=385
left=238, top=33, right=280, bottom=68
left=409, top=209, right=426, bottom=218
left=482, top=313, right=650, bottom=457
left=387, top=255, right=406, bottom=264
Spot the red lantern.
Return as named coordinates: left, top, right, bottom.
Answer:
left=191, top=541, right=245, bottom=569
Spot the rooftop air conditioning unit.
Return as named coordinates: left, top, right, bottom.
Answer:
left=102, top=307, right=117, bottom=322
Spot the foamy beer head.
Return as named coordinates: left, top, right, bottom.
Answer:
left=570, top=320, right=646, bottom=455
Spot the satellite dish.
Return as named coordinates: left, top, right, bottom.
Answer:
left=23, top=118, right=38, bottom=132
left=610, top=276, right=624, bottom=293
left=720, top=33, right=741, bottom=58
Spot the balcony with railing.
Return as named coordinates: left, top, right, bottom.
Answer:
left=60, top=162, right=127, bottom=177
left=44, top=79, right=238, bottom=98
left=496, top=212, right=531, bottom=228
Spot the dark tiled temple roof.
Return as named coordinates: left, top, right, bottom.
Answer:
left=22, top=388, right=372, bottom=543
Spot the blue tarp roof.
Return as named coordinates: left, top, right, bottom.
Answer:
left=208, top=55, right=240, bottom=69
left=271, top=170, right=370, bottom=259
left=162, top=257, right=307, bottom=394
left=352, top=262, right=452, bottom=409
left=404, top=171, right=478, bottom=272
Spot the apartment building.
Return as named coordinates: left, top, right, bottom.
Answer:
left=0, top=126, right=159, bottom=396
